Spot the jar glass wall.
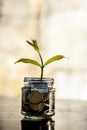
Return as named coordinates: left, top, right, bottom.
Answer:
left=21, top=77, right=55, bottom=120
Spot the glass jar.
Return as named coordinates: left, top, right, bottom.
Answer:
left=21, top=77, right=55, bottom=120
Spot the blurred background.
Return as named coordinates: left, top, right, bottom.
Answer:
left=0, top=0, right=87, bottom=100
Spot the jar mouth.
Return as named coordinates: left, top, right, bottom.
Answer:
left=24, top=77, right=54, bottom=83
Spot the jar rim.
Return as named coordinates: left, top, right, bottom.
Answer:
left=24, top=77, right=54, bottom=83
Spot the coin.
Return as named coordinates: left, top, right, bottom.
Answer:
left=28, top=90, right=43, bottom=104
left=29, top=102, right=44, bottom=111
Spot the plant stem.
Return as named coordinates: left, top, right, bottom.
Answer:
left=41, top=66, right=44, bottom=79
left=38, top=52, right=44, bottom=79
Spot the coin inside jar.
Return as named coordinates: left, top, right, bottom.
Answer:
left=28, top=90, right=43, bottom=104
left=29, top=102, right=44, bottom=111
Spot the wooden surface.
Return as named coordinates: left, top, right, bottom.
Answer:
left=0, top=96, right=87, bottom=130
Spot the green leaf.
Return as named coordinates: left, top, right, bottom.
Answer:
left=32, top=39, right=40, bottom=53
left=26, top=40, right=33, bottom=47
left=44, top=55, right=65, bottom=66
left=15, top=58, right=41, bottom=67
left=26, top=40, right=40, bottom=53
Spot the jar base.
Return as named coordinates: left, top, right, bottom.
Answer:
left=21, top=111, right=54, bottom=121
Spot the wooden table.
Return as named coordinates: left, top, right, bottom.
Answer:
left=0, top=96, right=87, bottom=130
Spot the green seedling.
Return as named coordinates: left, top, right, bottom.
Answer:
left=15, top=39, right=65, bottom=79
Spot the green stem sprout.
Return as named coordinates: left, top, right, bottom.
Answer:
left=15, top=39, right=65, bottom=79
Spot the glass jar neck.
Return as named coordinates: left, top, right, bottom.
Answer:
left=24, top=77, right=54, bottom=85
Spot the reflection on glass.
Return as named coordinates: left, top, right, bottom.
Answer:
left=21, top=118, right=55, bottom=130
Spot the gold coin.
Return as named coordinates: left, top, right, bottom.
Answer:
left=28, top=90, right=43, bottom=104
left=29, top=102, right=44, bottom=111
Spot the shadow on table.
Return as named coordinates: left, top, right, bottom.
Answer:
left=21, top=118, right=55, bottom=130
